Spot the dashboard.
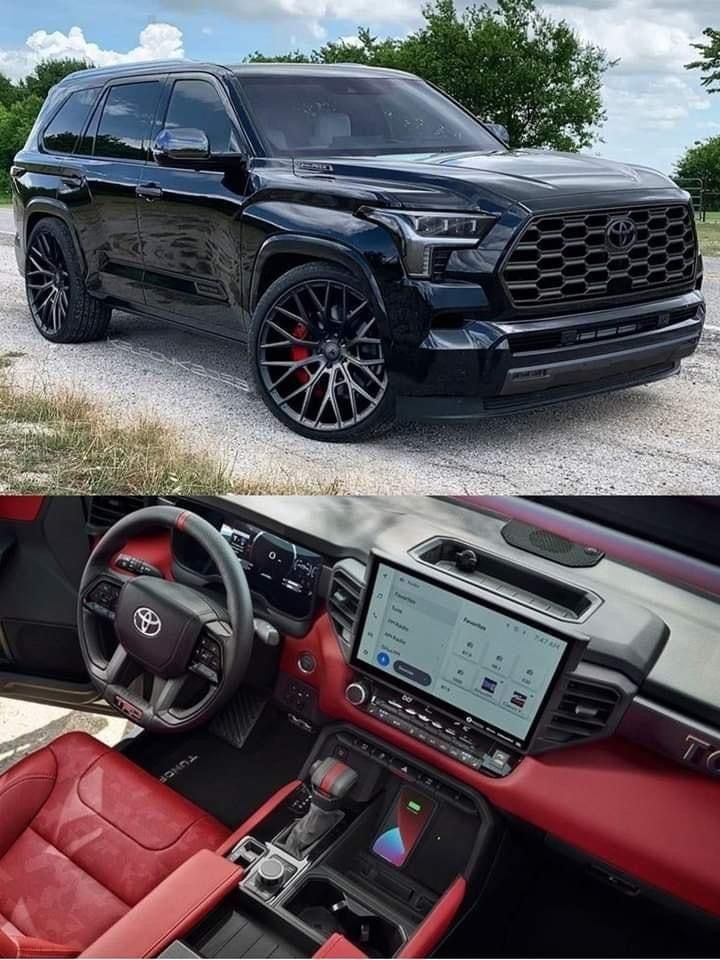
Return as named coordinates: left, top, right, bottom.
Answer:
left=80, top=493, right=720, bottom=919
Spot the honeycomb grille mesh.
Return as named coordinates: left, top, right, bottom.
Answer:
left=502, top=204, right=697, bottom=308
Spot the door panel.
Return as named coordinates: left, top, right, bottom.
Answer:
left=73, top=78, right=164, bottom=305
left=0, top=497, right=99, bottom=709
left=137, top=75, right=249, bottom=339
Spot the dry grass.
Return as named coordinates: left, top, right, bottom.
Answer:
left=0, top=355, right=342, bottom=495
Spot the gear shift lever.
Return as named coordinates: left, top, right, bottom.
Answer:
left=283, top=757, right=358, bottom=859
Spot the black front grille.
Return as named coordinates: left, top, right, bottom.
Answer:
left=502, top=204, right=697, bottom=309
left=507, top=304, right=699, bottom=354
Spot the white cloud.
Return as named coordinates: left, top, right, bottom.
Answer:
left=159, top=0, right=421, bottom=25
left=0, top=23, right=184, bottom=81
left=201, top=26, right=214, bottom=36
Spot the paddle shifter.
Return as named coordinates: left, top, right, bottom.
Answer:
left=283, top=757, right=359, bottom=859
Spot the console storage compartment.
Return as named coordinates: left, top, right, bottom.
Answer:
left=285, top=878, right=404, bottom=957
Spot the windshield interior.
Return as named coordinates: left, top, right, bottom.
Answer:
left=233, top=74, right=504, bottom=157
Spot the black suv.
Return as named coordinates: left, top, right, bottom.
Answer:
left=11, top=61, right=705, bottom=441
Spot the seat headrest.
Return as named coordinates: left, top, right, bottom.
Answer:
left=313, top=112, right=351, bottom=146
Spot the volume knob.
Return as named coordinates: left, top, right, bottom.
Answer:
left=345, top=681, right=369, bottom=706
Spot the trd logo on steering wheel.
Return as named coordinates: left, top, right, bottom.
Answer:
left=133, top=607, right=162, bottom=637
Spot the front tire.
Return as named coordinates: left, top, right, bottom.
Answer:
left=25, top=218, right=111, bottom=343
left=250, top=262, right=396, bottom=442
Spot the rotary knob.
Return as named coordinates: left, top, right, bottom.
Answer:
left=257, top=856, right=285, bottom=890
left=345, top=681, right=369, bottom=706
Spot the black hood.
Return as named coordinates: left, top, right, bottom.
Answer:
left=291, top=148, right=682, bottom=211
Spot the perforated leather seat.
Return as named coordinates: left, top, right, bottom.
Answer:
left=0, top=732, right=228, bottom=958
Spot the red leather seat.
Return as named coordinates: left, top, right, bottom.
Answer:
left=0, top=732, right=228, bottom=958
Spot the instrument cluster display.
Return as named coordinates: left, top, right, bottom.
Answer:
left=220, top=523, right=323, bottom=619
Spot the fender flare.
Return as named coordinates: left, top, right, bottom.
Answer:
left=23, top=197, right=88, bottom=277
left=249, top=234, right=390, bottom=326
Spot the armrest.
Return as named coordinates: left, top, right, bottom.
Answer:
left=81, top=849, right=242, bottom=958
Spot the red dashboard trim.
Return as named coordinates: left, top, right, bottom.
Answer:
left=0, top=497, right=44, bottom=522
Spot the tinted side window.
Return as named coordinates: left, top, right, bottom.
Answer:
left=94, top=81, right=162, bottom=161
left=164, top=79, right=240, bottom=153
left=42, top=88, right=99, bottom=154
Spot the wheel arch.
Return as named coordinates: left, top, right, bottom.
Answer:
left=24, top=198, right=88, bottom=278
left=249, top=235, right=389, bottom=326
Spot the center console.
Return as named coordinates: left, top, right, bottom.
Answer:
left=158, top=726, right=496, bottom=959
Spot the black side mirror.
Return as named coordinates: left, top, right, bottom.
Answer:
left=485, top=121, right=510, bottom=146
left=152, top=127, right=210, bottom=163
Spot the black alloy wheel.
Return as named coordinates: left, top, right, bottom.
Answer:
left=26, top=230, right=70, bottom=336
left=252, top=263, right=395, bottom=441
left=25, top=218, right=110, bottom=343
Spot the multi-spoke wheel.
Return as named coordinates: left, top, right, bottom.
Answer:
left=26, top=230, right=70, bottom=336
left=251, top=263, right=396, bottom=441
left=25, top=218, right=110, bottom=343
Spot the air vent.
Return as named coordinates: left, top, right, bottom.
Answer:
left=87, top=496, right=151, bottom=533
left=544, top=677, right=621, bottom=744
left=328, top=560, right=365, bottom=655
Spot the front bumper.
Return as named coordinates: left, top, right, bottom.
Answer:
left=393, top=290, right=705, bottom=421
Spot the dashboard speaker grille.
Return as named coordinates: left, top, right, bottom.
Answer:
left=544, top=677, right=621, bottom=744
left=328, top=562, right=364, bottom=653
left=87, top=496, right=152, bottom=533
left=502, top=519, right=604, bottom=567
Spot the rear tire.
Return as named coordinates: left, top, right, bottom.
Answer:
left=25, top=218, right=111, bottom=343
left=250, top=262, right=396, bottom=442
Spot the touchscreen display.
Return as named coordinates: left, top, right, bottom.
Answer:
left=355, top=561, right=568, bottom=744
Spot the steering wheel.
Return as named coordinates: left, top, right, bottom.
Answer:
left=77, top=505, right=254, bottom=734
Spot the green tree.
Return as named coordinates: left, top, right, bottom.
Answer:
left=17, top=58, right=91, bottom=101
left=686, top=27, right=720, bottom=93
left=0, top=95, right=43, bottom=194
left=248, top=0, right=612, bottom=150
left=674, top=136, right=720, bottom=196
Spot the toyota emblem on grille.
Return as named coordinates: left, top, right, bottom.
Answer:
left=133, top=607, right=162, bottom=637
left=606, top=217, right=637, bottom=251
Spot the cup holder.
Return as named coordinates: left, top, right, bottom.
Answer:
left=286, top=878, right=405, bottom=957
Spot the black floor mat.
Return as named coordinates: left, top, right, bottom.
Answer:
left=123, top=707, right=313, bottom=828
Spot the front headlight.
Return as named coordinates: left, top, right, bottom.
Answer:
left=358, top=207, right=497, bottom=278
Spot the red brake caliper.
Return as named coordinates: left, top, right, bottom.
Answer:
left=290, top=322, right=311, bottom=384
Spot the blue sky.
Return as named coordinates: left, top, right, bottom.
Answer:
left=1, top=0, right=719, bottom=173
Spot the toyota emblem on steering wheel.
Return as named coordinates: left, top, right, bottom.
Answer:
left=133, top=606, right=162, bottom=637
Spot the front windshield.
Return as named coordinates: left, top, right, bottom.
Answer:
left=234, top=73, right=504, bottom=157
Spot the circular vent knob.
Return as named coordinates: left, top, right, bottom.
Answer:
left=345, top=681, right=369, bottom=706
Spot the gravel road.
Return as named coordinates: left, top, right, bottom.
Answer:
left=1, top=207, right=718, bottom=494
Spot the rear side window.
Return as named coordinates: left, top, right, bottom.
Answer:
left=163, top=79, right=240, bottom=153
left=42, top=88, right=99, bottom=154
left=94, top=81, right=162, bottom=161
